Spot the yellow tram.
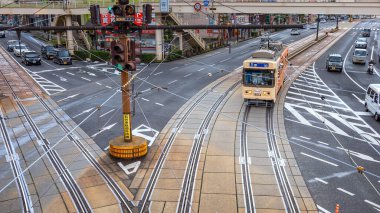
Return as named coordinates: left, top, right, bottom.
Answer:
left=242, top=43, right=288, bottom=106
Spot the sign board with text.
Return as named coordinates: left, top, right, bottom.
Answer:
left=160, top=0, right=169, bottom=13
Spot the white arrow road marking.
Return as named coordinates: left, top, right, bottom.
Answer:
left=73, top=107, right=94, bottom=118
left=91, top=123, right=117, bottom=138
left=301, top=152, right=339, bottom=167
left=118, top=161, right=141, bottom=175
left=337, top=147, right=380, bottom=163
left=56, top=94, right=79, bottom=103
left=132, top=124, right=159, bottom=146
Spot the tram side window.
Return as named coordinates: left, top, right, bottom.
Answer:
left=243, top=69, right=274, bottom=86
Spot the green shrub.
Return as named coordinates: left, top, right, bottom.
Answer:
left=74, top=50, right=110, bottom=62
left=141, top=53, right=156, bottom=63
left=167, top=49, right=182, bottom=61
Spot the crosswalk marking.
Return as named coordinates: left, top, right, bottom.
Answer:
left=29, top=72, right=66, bottom=95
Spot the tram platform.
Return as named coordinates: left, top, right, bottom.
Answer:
left=0, top=47, right=133, bottom=212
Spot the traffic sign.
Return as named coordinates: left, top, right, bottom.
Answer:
left=209, top=7, right=216, bottom=10
left=194, top=2, right=201, bottom=12
left=203, top=0, right=209, bottom=7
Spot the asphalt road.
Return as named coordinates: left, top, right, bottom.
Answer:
left=285, top=19, right=380, bottom=212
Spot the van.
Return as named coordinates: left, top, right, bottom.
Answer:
left=326, top=53, right=343, bottom=72
left=365, top=84, right=380, bottom=121
left=352, top=48, right=367, bottom=64
left=52, top=48, right=72, bottom=65
left=41, top=44, right=55, bottom=60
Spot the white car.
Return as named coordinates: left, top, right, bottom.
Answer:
left=320, top=19, right=327, bottom=23
left=352, top=48, right=367, bottom=64
left=13, top=45, right=28, bottom=57
left=290, top=29, right=300, bottom=35
left=364, top=84, right=380, bottom=121
left=309, top=24, right=318, bottom=29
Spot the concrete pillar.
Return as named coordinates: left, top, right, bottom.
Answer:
left=65, top=15, right=75, bottom=55
left=57, top=32, right=61, bottom=45
left=178, top=32, right=183, bottom=51
left=155, top=14, right=163, bottom=61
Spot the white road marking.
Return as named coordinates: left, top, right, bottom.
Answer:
left=169, top=67, right=178, bottom=70
left=81, top=77, right=91, bottom=82
left=197, top=68, right=205, bottom=72
left=219, top=58, right=231, bottom=62
left=154, top=71, right=163, bottom=76
left=33, top=67, right=81, bottom=73
left=87, top=72, right=96, bottom=76
left=284, top=103, right=312, bottom=126
left=56, top=94, right=79, bottom=103
left=355, top=111, right=374, bottom=116
left=352, top=93, right=365, bottom=104
left=371, top=45, right=374, bottom=60
left=300, top=152, right=339, bottom=167
left=141, top=98, right=150, bottom=102
left=299, top=136, right=310, bottom=140
left=105, top=86, right=112, bottom=89
left=184, top=73, right=192, bottom=77
left=118, top=161, right=141, bottom=175
left=96, top=82, right=102, bottom=86
left=317, top=205, right=331, bottom=213
left=132, top=124, right=159, bottom=146
left=66, top=72, right=75, bottom=76
left=168, top=80, right=177, bottom=85
left=314, top=178, right=328, bottom=184
left=91, top=123, right=117, bottom=138
left=343, top=45, right=366, bottom=91
left=155, top=102, right=164, bottom=106
left=337, top=147, right=380, bottom=163
left=103, top=146, right=109, bottom=151
left=337, top=188, right=355, bottom=196
left=141, top=89, right=150, bottom=93
left=317, top=141, right=329, bottom=146
left=100, top=109, right=115, bottom=118
left=73, top=107, right=94, bottom=118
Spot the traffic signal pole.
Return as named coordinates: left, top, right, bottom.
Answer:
left=109, top=35, right=148, bottom=159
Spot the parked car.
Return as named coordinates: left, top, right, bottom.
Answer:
left=13, top=44, right=28, bottom=57
left=7, top=40, right=23, bottom=52
left=0, top=31, right=5, bottom=38
left=364, top=84, right=380, bottom=121
left=21, top=51, right=41, bottom=65
left=52, top=48, right=72, bottom=65
left=362, top=28, right=371, bottom=37
left=352, top=48, right=367, bottom=64
left=326, top=53, right=343, bottom=72
left=290, top=28, right=301, bottom=35
left=41, top=44, right=56, bottom=60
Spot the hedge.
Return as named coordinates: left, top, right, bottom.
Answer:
left=141, top=53, right=156, bottom=63
left=166, top=49, right=183, bottom=61
left=74, top=50, right=111, bottom=62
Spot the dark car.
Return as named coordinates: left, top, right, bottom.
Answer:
left=52, top=48, right=72, bottom=65
left=0, top=31, right=5, bottom=38
left=21, top=51, right=41, bottom=65
left=362, top=28, right=371, bottom=37
left=41, top=44, right=56, bottom=60
left=326, top=53, right=343, bottom=72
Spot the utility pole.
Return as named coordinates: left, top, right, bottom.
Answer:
left=316, top=14, right=320, bottom=41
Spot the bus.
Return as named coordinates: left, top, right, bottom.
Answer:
left=242, top=43, right=288, bottom=106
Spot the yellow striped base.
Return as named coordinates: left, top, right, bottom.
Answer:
left=109, top=136, right=148, bottom=159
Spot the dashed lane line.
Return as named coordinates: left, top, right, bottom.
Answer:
left=56, top=93, right=80, bottom=103
left=337, top=188, right=355, bottom=196
left=81, top=77, right=91, bottom=82
left=299, top=136, right=310, bottom=140
left=317, top=141, right=330, bottom=146
left=197, top=68, right=205, bottom=72
left=155, top=102, right=164, bottom=106
left=169, top=67, right=178, bottom=70
left=300, top=152, right=339, bottom=167
left=314, top=178, right=328, bottom=184
left=184, top=73, right=193, bottom=78
left=141, top=98, right=149, bottom=102
left=317, top=205, right=331, bottom=213
left=154, top=71, right=163, bottom=76
left=168, top=80, right=177, bottom=85
left=100, top=109, right=115, bottom=118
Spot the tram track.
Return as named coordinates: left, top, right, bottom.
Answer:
left=138, top=74, right=240, bottom=212
left=240, top=106, right=255, bottom=213
left=0, top=48, right=135, bottom=212
left=177, top=80, right=241, bottom=213
left=0, top=109, right=34, bottom=213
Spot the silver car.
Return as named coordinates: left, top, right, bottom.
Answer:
left=355, top=37, right=368, bottom=49
left=352, top=48, right=367, bottom=64
left=14, top=44, right=28, bottom=57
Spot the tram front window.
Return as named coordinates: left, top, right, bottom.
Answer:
left=243, top=69, right=274, bottom=86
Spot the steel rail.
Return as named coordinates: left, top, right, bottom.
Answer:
left=266, top=108, right=299, bottom=213
left=138, top=75, right=235, bottom=212
left=0, top=110, right=34, bottom=213
left=240, top=106, right=256, bottom=213
left=177, top=80, right=241, bottom=213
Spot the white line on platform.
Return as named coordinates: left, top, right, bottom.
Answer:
left=155, top=102, right=164, bottom=106
left=315, top=178, right=328, bottom=184
left=154, top=71, right=163, bottom=76
left=170, top=67, right=178, bottom=70
left=366, top=200, right=380, bottom=209
left=100, top=109, right=115, bottom=118
left=301, top=152, right=339, bottom=167
left=299, top=136, right=310, bottom=140
left=317, top=205, right=331, bottom=213
left=197, top=68, right=205, bottom=72
left=56, top=94, right=79, bottom=103
left=317, top=141, right=329, bottom=146
left=337, top=188, right=355, bottom=196
left=168, top=80, right=177, bottom=85
left=184, top=73, right=192, bottom=77
left=141, top=98, right=149, bottom=102
left=81, top=77, right=91, bottom=81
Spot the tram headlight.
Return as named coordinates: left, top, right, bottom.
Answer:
left=263, top=91, right=270, bottom=96
left=245, top=90, right=252, bottom=94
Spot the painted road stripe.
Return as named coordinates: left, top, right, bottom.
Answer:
left=169, top=67, right=178, bottom=70
left=155, top=102, right=164, bottom=106
left=67, top=72, right=75, bottom=76
left=301, top=152, right=339, bottom=167
left=56, top=94, right=79, bottom=103
left=355, top=111, right=373, bottom=116
left=141, top=89, right=150, bottom=93
left=154, top=71, right=163, bottom=76
left=337, top=188, right=355, bottom=196
left=299, top=136, right=310, bottom=140
left=284, top=103, right=312, bottom=126
left=317, top=205, right=331, bottom=213
left=317, top=141, right=329, bottom=146
left=96, top=82, right=102, bottom=86
left=315, top=178, right=328, bottom=184
left=81, top=77, right=91, bottom=81
left=219, top=58, right=231, bottom=62
left=100, top=109, right=115, bottom=118
left=352, top=94, right=365, bottom=104
left=197, top=68, right=205, bottom=72
left=141, top=98, right=149, bottom=102
left=184, top=73, right=192, bottom=77
left=106, top=86, right=112, bottom=89
left=168, top=80, right=177, bottom=85
left=288, top=87, right=335, bottom=98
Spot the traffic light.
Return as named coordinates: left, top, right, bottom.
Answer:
left=111, top=40, right=126, bottom=71
left=89, top=4, right=101, bottom=25
left=143, top=4, right=153, bottom=24
left=125, top=39, right=141, bottom=71
left=110, top=0, right=129, bottom=17
left=125, top=5, right=135, bottom=16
